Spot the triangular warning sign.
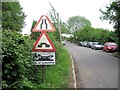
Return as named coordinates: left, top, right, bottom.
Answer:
left=32, top=31, right=56, bottom=52
left=32, top=15, right=56, bottom=32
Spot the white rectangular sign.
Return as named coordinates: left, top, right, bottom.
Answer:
left=32, top=52, right=55, bottom=65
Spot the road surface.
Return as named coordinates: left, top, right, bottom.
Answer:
left=65, top=42, right=118, bottom=88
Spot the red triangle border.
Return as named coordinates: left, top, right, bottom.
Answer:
left=32, top=31, right=56, bottom=52
left=32, top=15, right=56, bottom=32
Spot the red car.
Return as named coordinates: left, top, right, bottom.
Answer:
left=103, top=42, right=117, bottom=52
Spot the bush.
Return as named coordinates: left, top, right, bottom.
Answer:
left=2, top=30, right=38, bottom=89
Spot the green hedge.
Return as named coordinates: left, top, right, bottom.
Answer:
left=2, top=30, right=37, bottom=89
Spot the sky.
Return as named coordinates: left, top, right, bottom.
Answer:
left=19, top=0, right=114, bottom=34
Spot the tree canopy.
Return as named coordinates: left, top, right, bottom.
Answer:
left=76, top=26, right=117, bottom=43
left=2, top=2, right=26, bottom=32
left=67, top=16, right=91, bottom=33
left=100, top=0, right=120, bottom=52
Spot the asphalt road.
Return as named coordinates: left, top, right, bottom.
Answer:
left=65, top=42, right=118, bottom=88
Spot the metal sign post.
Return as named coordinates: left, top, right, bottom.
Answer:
left=41, top=65, right=46, bottom=83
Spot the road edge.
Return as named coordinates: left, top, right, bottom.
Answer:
left=66, top=48, right=77, bottom=88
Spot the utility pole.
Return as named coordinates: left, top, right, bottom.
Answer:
left=49, top=2, right=62, bottom=42
left=57, top=13, right=62, bottom=42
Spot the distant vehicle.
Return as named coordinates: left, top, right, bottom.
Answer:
left=86, top=42, right=94, bottom=48
left=103, top=42, right=117, bottom=52
left=91, top=42, right=99, bottom=49
left=61, top=41, right=65, bottom=45
left=83, top=41, right=88, bottom=47
left=79, top=41, right=84, bottom=46
left=91, top=42, right=104, bottom=50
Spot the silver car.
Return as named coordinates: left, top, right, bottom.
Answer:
left=91, top=42, right=104, bottom=50
left=83, top=41, right=88, bottom=47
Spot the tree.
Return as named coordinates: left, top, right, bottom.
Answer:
left=48, top=2, right=58, bottom=24
left=67, top=16, right=91, bottom=33
left=100, top=0, right=120, bottom=52
left=48, top=2, right=61, bottom=42
left=30, top=20, right=40, bottom=40
left=75, top=25, right=116, bottom=44
left=76, top=26, right=95, bottom=41
left=60, top=22, right=70, bottom=34
left=2, top=2, right=26, bottom=32
left=2, top=2, right=40, bottom=89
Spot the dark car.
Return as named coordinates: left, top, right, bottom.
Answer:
left=103, top=42, right=117, bottom=52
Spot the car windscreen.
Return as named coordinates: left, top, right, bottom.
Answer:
left=108, top=43, right=117, bottom=46
left=93, top=42, right=100, bottom=45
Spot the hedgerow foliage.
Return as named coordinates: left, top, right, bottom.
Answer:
left=2, top=30, right=42, bottom=89
left=2, top=2, right=44, bottom=89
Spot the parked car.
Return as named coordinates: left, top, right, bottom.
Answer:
left=103, top=42, right=117, bottom=52
left=91, top=42, right=104, bottom=50
left=61, top=41, right=65, bottom=45
left=86, top=42, right=94, bottom=48
left=83, top=41, right=88, bottom=47
left=79, top=41, right=84, bottom=46
left=91, top=42, right=99, bottom=49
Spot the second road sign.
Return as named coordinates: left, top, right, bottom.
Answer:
left=32, top=31, right=56, bottom=52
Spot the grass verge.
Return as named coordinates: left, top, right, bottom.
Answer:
left=37, top=42, right=72, bottom=88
